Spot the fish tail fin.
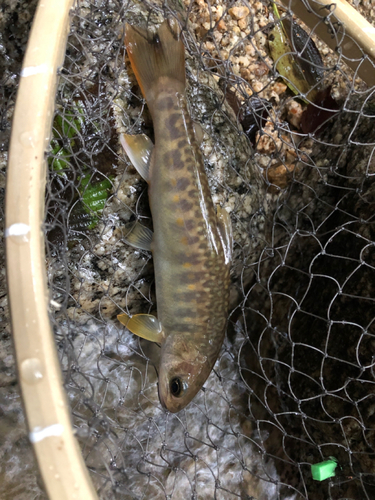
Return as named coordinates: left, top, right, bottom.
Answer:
left=125, top=19, right=186, bottom=105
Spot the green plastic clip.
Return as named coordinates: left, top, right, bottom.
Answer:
left=311, top=457, right=338, bottom=481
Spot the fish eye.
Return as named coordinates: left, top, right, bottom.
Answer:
left=170, top=377, right=187, bottom=398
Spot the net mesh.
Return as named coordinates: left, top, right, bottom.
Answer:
left=3, top=0, right=375, bottom=499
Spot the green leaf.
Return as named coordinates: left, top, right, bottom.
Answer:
left=49, top=100, right=85, bottom=173
left=78, top=174, right=113, bottom=229
left=268, top=3, right=318, bottom=102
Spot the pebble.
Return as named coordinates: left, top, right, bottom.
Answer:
left=228, top=6, right=250, bottom=20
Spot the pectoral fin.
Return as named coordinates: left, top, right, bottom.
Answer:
left=216, top=206, right=233, bottom=265
left=117, top=313, right=164, bottom=343
left=123, top=221, right=153, bottom=251
left=120, top=133, right=153, bottom=182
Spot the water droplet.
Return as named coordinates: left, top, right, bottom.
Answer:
left=6, top=223, right=30, bottom=244
left=20, top=358, right=44, bottom=385
left=54, top=473, right=60, bottom=480
left=19, top=131, right=36, bottom=148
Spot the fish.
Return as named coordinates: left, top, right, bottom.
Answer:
left=117, top=18, right=232, bottom=413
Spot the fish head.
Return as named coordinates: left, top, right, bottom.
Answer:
left=158, top=334, right=209, bottom=413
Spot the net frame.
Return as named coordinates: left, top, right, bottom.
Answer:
left=4, top=0, right=375, bottom=499
left=5, top=0, right=98, bottom=498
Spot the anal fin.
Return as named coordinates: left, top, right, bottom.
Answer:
left=193, top=121, right=204, bottom=145
left=216, top=206, right=233, bottom=265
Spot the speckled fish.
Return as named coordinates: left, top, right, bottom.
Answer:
left=117, top=19, right=232, bottom=413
